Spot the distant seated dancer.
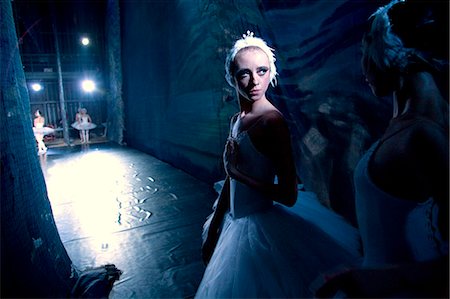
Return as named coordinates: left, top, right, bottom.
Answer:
left=317, top=0, right=449, bottom=297
left=32, top=109, right=54, bottom=154
left=71, top=108, right=97, bottom=143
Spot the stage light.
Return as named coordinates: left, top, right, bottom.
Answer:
left=81, top=37, right=90, bottom=46
left=31, top=83, right=43, bottom=92
left=81, top=79, right=96, bottom=92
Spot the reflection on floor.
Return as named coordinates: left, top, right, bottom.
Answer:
left=40, top=141, right=217, bottom=298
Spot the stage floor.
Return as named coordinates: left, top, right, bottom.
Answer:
left=40, top=142, right=217, bottom=298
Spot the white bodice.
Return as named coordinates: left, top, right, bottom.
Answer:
left=228, top=117, right=275, bottom=218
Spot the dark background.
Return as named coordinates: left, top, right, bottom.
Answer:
left=14, top=0, right=395, bottom=226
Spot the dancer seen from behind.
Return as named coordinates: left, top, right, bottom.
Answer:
left=195, top=31, right=361, bottom=298
left=32, top=109, right=54, bottom=154
left=317, top=0, right=449, bottom=297
left=72, top=107, right=97, bottom=143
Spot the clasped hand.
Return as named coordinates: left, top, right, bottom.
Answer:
left=223, top=137, right=238, bottom=178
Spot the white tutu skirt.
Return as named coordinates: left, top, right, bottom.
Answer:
left=196, top=190, right=362, bottom=298
left=71, top=122, right=97, bottom=130
left=33, top=126, right=55, bottom=136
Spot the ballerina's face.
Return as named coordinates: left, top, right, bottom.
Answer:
left=233, top=47, right=271, bottom=102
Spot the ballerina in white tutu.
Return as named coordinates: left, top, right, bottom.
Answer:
left=195, top=31, right=360, bottom=298
left=71, top=108, right=97, bottom=143
left=32, top=109, right=54, bottom=154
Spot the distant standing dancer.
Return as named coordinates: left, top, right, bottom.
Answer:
left=72, top=108, right=97, bottom=143
left=32, top=109, right=54, bottom=154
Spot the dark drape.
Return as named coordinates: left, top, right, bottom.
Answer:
left=1, top=0, right=74, bottom=297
